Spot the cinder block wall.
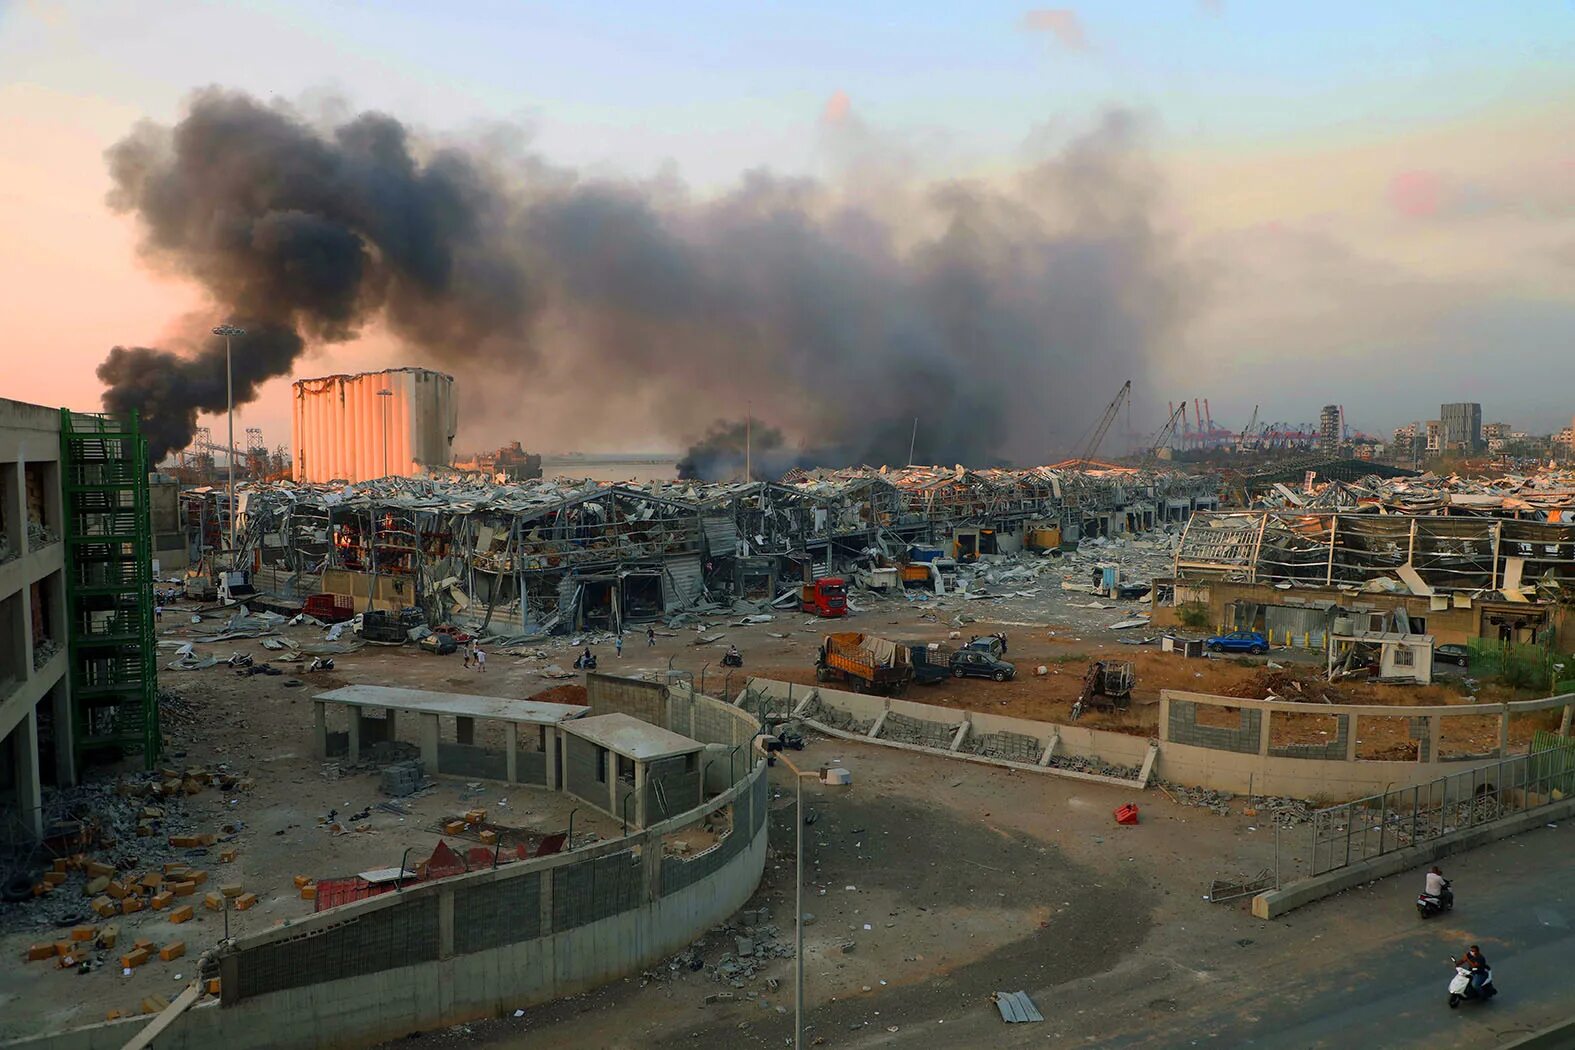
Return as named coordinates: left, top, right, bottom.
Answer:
left=586, top=672, right=665, bottom=724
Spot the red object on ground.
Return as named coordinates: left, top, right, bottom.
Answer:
left=1113, top=803, right=1140, bottom=825
left=303, top=593, right=355, bottom=623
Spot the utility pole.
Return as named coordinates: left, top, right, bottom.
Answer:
left=908, top=417, right=918, bottom=466
left=745, top=405, right=752, bottom=482
left=211, top=324, right=245, bottom=568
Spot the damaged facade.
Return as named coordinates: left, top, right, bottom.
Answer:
left=1156, top=505, right=1575, bottom=647
left=224, top=465, right=1219, bottom=637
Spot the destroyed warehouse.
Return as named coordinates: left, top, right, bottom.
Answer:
left=219, top=465, right=1220, bottom=636
left=1152, top=469, right=1575, bottom=647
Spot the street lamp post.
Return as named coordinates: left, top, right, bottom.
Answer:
left=754, top=736, right=817, bottom=1049
left=211, top=325, right=245, bottom=567
left=377, top=388, right=393, bottom=479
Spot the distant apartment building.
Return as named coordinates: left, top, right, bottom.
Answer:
left=1425, top=420, right=1444, bottom=454
left=1317, top=405, right=1342, bottom=453
left=1440, top=402, right=1482, bottom=452
left=1392, top=422, right=1421, bottom=463
left=1482, top=421, right=1510, bottom=443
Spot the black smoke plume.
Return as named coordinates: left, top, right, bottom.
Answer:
left=100, top=90, right=1190, bottom=472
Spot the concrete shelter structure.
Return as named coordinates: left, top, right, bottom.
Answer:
left=313, top=684, right=589, bottom=786
left=560, top=712, right=705, bottom=829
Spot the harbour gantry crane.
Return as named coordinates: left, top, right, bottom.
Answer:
left=1075, top=380, right=1132, bottom=469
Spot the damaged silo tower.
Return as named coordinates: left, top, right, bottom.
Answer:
left=291, top=368, right=457, bottom=483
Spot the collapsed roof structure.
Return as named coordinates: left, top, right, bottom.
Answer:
left=1249, top=466, right=1575, bottom=520
left=215, top=465, right=1219, bottom=636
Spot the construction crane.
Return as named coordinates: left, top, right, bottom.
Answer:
left=1075, top=380, right=1131, bottom=469
left=1147, top=401, right=1187, bottom=453
left=1238, top=404, right=1259, bottom=449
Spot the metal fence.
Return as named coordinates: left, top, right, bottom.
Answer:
left=1308, top=744, right=1572, bottom=876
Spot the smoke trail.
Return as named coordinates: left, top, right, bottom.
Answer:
left=100, top=90, right=1190, bottom=470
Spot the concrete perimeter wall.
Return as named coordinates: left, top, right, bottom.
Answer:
left=6, top=690, right=766, bottom=1050
left=746, top=678, right=1155, bottom=787
left=741, top=677, right=1563, bottom=803
left=1157, top=689, right=1574, bottom=799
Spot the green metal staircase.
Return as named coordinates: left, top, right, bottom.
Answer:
left=60, top=410, right=159, bottom=766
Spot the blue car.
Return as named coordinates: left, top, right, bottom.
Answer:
left=1205, top=630, right=1269, bottom=655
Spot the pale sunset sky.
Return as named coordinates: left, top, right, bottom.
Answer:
left=1, top=1, right=1572, bottom=451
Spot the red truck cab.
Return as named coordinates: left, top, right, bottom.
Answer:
left=801, top=577, right=848, bottom=617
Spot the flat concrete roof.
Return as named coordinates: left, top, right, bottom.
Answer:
left=562, top=712, right=704, bottom=761
left=314, top=685, right=590, bottom=723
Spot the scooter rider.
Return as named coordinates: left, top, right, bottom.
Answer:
left=1460, top=945, right=1490, bottom=995
left=1424, top=866, right=1452, bottom=907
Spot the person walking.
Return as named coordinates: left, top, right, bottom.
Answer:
left=615, top=633, right=624, bottom=658
left=463, top=643, right=474, bottom=670
left=473, top=645, right=487, bottom=672
left=647, top=625, right=656, bottom=647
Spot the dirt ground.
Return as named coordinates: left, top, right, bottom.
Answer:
left=0, top=565, right=1549, bottom=1042
left=379, top=735, right=1294, bottom=1050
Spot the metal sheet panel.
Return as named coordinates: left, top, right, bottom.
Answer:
left=702, top=514, right=739, bottom=557
left=663, top=555, right=705, bottom=609
left=994, top=991, right=1044, bottom=1023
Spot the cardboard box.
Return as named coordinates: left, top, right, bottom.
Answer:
left=235, top=893, right=258, bottom=911
left=158, top=941, right=185, bottom=962
left=169, top=905, right=193, bottom=924
left=120, top=948, right=150, bottom=969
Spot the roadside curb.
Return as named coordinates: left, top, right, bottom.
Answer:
left=1500, top=1018, right=1575, bottom=1050
left=1252, top=795, right=1575, bottom=919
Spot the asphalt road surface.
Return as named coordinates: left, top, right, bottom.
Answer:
left=833, top=819, right=1572, bottom=1050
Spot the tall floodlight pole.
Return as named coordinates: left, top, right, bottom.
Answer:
left=212, top=325, right=246, bottom=567
left=377, top=388, right=393, bottom=478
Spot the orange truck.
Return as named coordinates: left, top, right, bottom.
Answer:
left=800, top=577, right=848, bottom=617
left=815, top=632, right=913, bottom=695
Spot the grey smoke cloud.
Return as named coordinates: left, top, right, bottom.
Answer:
left=99, top=89, right=1191, bottom=474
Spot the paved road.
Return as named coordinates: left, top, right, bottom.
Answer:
left=853, top=820, right=1572, bottom=1050
left=1090, top=821, right=1573, bottom=1049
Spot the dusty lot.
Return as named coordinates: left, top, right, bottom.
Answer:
left=378, top=736, right=1291, bottom=1050
left=0, top=545, right=1547, bottom=1041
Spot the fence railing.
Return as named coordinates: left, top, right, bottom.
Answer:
left=1309, top=744, right=1570, bottom=876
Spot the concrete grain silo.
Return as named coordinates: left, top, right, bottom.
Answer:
left=291, top=368, right=457, bottom=483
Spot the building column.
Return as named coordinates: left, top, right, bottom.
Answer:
left=347, top=708, right=362, bottom=761
left=608, top=752, right=619, bottom=819
left=314, top=701, right=328, bottom=759
left=1498, top=708, right=1511, bottom=757
left=420, top=713, right=440, bottom=770
left=634, top=760, right=648, bottom=829
left=385, top=708, right=397, bottom=740
left=50, top=682, right=75, bottom=787
left=504, top=722, right=518, bottom=783
left=1258, top=708, right=1272, bottom=756
left=455, top=716, right=475, bottom=745
left=545, top=727, right=559, bottom=791
left=1345, top=715, right=1359, bottom=761
left=14, top=708, right=42, bottom=839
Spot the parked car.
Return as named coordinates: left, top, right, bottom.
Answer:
left=951, top=649, right=1016, bottom=681
left=964, top=632, right=1008, bottom=659
left=1205, top=630, right=1269, bottom=655
left=1434, top=643, right=1469, bottom=667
